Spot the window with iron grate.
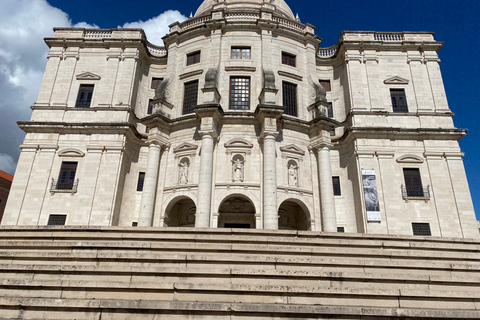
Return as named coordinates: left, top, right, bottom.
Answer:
left=332, top=176, right=341, bottom=195
left=47, top=214, right=67, bottom=226
left=75, top=84, right=94, bottom=108
left=390, top=89, right=408, bottom=112
left=137, top=172, right=145, bottom=191
left=412, top=223, right=431, bottom=236
left=230, top=77, right=250, bottom=110
left=403, top=168, right=424, bottom=197
left=337, top=227, right=345, bottom=233
left=319, top=79, right=331, bottom=92
left=282, top=52, right=296, bottom=67
left=183, top=80, right=199, bottom=115
left=186, top=51, right=201, bottom=66
left=282, top=82, right=297, bottom=116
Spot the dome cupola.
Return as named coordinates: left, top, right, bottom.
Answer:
left=195, top=0, right=295, bottom=20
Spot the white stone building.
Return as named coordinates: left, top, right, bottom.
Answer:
left=3, top=0, right=478, bottom=238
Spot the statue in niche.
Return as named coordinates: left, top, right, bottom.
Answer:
left=288, top=163, right=298, bottom=187
left=232, top=157, right=244, bottom=182
left=178, top=159, right=189, bottom=185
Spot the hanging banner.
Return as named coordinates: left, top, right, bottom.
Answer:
left=362, top=169, right=381, bottom=221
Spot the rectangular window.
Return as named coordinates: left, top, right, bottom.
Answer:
left=186, top=51, right=201, bottom=66
left=412, top=223, right=431, bottom=236
left=403, top=168, right=424, bottom=197
left=337, top=227, right=345, bottom=233
left=332, top=176, right=341, bottom=195
left=230, top=77, right=250, bottom=110
left=151, top=78, right=163, bottom=90
left=75, top=84, right=94, bottom=108
left=390, top=88, right=408, bottom=112
left=282, top=82, right=297, bottom=116
left=137, top=172, right=145, bottom=191
left=183, top=80, right=199, bottom=114
left=231, top=47, right=251, bottom=59
left=147, top=99, right=154, bottom=115
left=282, top=52, right=296, bottom=67
left=319, top=80, right=331, bottom=92
left=327, top=102, right=333, bottom=118
left=47, top=214, right=67, bottom=226
left=57, top=162, right=77, bottom=190
left=132, top=222, right=138, bottom=227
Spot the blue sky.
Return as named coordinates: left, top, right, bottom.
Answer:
left=1, top=0, right=479, bottom=220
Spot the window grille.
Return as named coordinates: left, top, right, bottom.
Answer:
left=282, top=52, right=296, bottom=67
left=327, top=102, right=333, bottom=118
left=282, top=82, right=297, bottom=116
left=390, top=89, right=408, bottom=112
left=151, top=78, right=163, bottom=90
left=403, top=168, right=425, bottom=197
left=186, top=51, right=201, bottom=65
left=337, top=227, right=345, bottom=233
left=332, top=176, right=341, bottom=196
left=47, top=214, right=67, bottom=226
left=75, top=84, right=94, bottom=108
left=183, top=80, right=199, bottom=114
left=319, top=79, right=331, bottom=92
left=231, top=47, right=251, bottom=59
left=137, top=172, right=145, bottom=191
left=230, top=77, right=250, bottom=110
left=412, top=223, right=431, bottom=236
left=132, top=222, right=138, bottom=227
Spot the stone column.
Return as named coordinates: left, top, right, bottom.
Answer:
left=138, top=141, right=162, bottom=227
left=263, top=133, right=278, bottom=230
left=317, top=145, right=337, bottom=232
left=195, top=133, right=215, bottom=228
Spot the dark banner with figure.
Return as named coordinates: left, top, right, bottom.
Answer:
left=362, top=170, right=381, bottom=221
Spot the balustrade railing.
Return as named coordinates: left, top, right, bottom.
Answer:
left=401, top=185, right=430, bottom=199
left=84, top=30, right=112, bottom=38
left=51, top=179, right=79, bottom=193
left=374, top=32, right=404, bottom=42
left=147, top=44, right=167, bottom=57
left=317, top=44, right=338, bottom=58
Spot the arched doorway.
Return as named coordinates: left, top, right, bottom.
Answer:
left=164, top=197, right=196, bottom=227
left=218, top=195, right=256, bottom=228
left=278, top=200, right=311, bottom=230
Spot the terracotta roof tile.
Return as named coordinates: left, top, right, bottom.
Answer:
left=0, top=170, right=13, bottom=182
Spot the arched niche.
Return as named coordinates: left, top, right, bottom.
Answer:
left=278, top=199, right=311, bottom=231
left=164, top=196, right=196, bottom=227
left=217, top=194, right=256, bottom=229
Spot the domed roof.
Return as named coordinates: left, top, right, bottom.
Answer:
left=195, top=0, right=295, bottom=20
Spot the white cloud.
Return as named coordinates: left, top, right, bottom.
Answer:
left=120, top=10, right=187, bottom=45
left=0, top=0, right=183, bottom=175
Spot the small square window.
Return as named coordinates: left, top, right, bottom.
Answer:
left=151, top=78, right=163, bottom=90
left=75, top=84, right=94, bottom=108
left=319, top=80, right=331, bottom=92
left=412, top=223, right=431, bottom=236
left=137, top=172, right=145, bottom=191
left=187, top=51, right=201, bottom=66
left=337, top=227, right=345, bottom=233
left=282, top=52, right=296, bottom=67
left=332, top=176, right=341, bottom=196
left=48, top=214, right=67, bottom=226
left=132, top=222, right=138, bottom=227
left=390, top=89, right=408, bottom=113
left=231, top=47, right=251, bottom=59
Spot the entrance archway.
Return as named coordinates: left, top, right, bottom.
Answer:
left=278, top=200, right=311, bottom=230
left=164, top=197, right=196, bottom=227
left=218, top=195, right=256, bottom=228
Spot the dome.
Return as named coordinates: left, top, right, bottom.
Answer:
left=195, top=0, right=295, bottom=20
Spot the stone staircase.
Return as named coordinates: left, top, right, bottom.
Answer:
left=0, top=226, right=479, bottom=319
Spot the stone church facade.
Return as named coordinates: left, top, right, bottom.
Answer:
left=2, top=0, right=478, bottom=238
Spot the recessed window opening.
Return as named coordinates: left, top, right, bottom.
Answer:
left=332, top=176, right=341, bottom=196
left=282, top=52, right=296, bottom=67
left=231, top=47, right=251, bottom=59
left=75, top=84, right=94, bottom=108
left=137, top=172, right=145, bottom=191
left=412, top=223, right=431, bottom=236
left=283, top=82, right=297, bottom=116
left=183, top=80, right=199, bottom=114
left=319, top=79, right=331, bottom=92
left=186, top=51, right=201, bottom=66
left=151, top=78, right=163, bottom=90
left=390, top=88, right=408, bottom=112
left=57, top=162, right=77, bottom=190
left=229, top=77, right=250, bottom=110
left=403, top=168, right=424, bottom=197
left=48, top=214, right=67, bottom=226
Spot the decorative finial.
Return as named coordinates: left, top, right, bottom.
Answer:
left=189, top=12, right=193, bottom=18
left=295, top=13, right=300, bottom=22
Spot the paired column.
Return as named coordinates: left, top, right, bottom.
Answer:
left=138, top=141, right=162, bottom=227
left=317, top=145, right=337, bottom=232
left=263, top=133, right=279, bottom=229
left=195, top=133, right=216, bottom=228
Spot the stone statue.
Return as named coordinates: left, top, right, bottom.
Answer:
left=232, top=158, right=244, bottom=182
left=179, top=161, right=189, bottom=184
left=288, top=163, right=298, bottom=187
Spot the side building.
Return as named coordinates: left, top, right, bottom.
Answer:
left=2, top=0, right=478, bottom=238
left=0, top=170, right=13, bottom=223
